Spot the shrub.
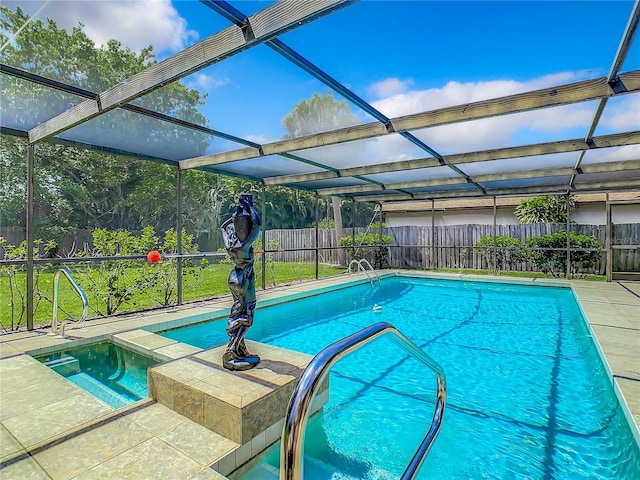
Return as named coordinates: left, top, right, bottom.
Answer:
left=523, top=231, right=602, bottom=277
left=475, top=235, right=522, bottom=274
left=339, top=233, right=392, bottom=269
left=0, top=237, right=52, bottom=331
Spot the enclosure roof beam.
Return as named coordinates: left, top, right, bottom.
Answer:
left=1, top=63, right=261, bottom=149
left=179, top=70, right=640, bottom=170
left=263, top=130, right=640, bottom=186
left=316, top=159, right=640, bottom=195
left=27, top=0, right=355, bottom=144
left=571, top=0, right=640, bottom=181
left=350, top=178, right=640, bottom=203
left=0, top=63, right=98, bottom=99
left=200, top=0, right=445, bottom=166
left=348, top=193, right=415, bottom=202
left=607, top=0, right=640, bottom=85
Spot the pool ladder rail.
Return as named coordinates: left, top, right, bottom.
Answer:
left=280, top=321, right=446, bottom=480
left=347, top=258, right=380, bottom=285
left=49, top=268, right=89, bottom=338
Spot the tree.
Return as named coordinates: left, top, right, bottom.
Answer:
left=283, top=92, right=358, bottom=261
left=523, top=231, right=602, bottom=277
left=282, top=92, right=361, bottom=138
left=514, top=195, right=575, bottom=224
left=282, top=92, right=371, bottom=265
left=0, top=5, right=217, bottom=239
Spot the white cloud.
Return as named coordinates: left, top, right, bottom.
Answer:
left=369, top=78, right=413, bottom=98
left=582, top=144, right=640, bottom=165
left=366, top=71, right=635, bottom=155
left=600, top=95, right=640, bottom=131
left=243, top=134, right=275, bottom=145
left=15, top=0, right=198, bottom=54
left=185, top=73, right=230, bottom=91
left=371, top=71, right=593, bottom=118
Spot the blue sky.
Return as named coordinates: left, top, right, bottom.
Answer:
left=6, top=0, right=640, bottom=161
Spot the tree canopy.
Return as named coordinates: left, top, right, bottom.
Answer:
left=0, top=6, right=375, bottom=252
left=514, top=195, right=575, bottom=224
left=281, top=92, right=375, bottom=228
left=0, top=5, right=213, bottom=237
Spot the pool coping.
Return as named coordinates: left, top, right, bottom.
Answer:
left=1, top=270, right=638, bottom=478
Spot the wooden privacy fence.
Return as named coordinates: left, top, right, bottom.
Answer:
left=3, top=224, right=637, bottom=274
left=262, top=228, right=368, bottom=265
left=262, top=224, right=639, bottom=275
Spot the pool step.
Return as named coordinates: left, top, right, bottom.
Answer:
left=234, top=455, right=362, bottom=479
left=66, top=372, right=130, bottom=409
left=44, top=355, right=80, bottom=376
left=233, top=462, right=279, bottom=480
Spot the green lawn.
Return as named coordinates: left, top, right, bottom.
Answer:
left=0, top=261, right=344, bottom=331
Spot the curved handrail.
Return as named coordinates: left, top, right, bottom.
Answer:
left=347, top=258, right=380, bottom=285
left=280, top=322, right=446, bottom=480
left=347, top=259, right=361, bottom=275
left=51, top=268, right=89, bottom=337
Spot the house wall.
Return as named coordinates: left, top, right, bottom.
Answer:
left=386, top=207, right=518, bottom=227
left=385, top=203, right=640, bottom=227
left=574, top=203, right=639, bottom=224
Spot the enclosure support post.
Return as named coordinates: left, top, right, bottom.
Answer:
left=431, top=200, right=436, bottom=269
left=492, top=196, right=497, bottom=275
left=606, top=193, right=612, bottom=282
left=378, top=202, right=383, bottom=268
left=315, top=193, right=319, bottom=279
left=566, top=193, right=571, bottom=279
left=26, top=143, right=35, bottom=330
left=351, top=198, right=356, bottom=259
left=176, top=168, right=183, bottom=305
left=261, top=185, right=267, bottom=290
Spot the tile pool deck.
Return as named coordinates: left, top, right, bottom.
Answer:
left=0, top=271, right=638, bottom=479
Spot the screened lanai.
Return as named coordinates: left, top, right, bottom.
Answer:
left=1, top=0, right=639, bottom=330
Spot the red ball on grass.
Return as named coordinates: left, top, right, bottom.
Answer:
left=147, top=250, right=161, bottom=264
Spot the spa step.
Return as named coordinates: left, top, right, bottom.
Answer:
left=66, top=372, right=131, bottom=409
left=44, top=355, right=80, bottom=376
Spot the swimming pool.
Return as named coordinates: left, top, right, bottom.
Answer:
left=162, top=276, right=640, bottom=478
left=34, top=341, right=157, bottom=409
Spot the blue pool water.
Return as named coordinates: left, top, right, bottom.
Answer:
left=35, top=341, right=157, bottom=409
left=162, top=276, right=640, bottom=479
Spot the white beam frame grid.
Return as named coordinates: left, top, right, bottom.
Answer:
left=0, top=0, right=637, bottom=204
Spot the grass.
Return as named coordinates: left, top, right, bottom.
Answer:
left=0, top=261, right=344, bottom=331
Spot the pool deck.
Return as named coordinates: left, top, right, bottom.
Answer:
left=0, top=271, right=638, bottom=479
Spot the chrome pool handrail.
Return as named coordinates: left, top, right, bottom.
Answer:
left=347, top=258, right=380, bottom=285
left=51, top=268, right=89, bottom=337
left=280, top=321, right=446, bottom=480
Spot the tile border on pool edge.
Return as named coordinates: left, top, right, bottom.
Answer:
left=142, top=275, right=385, bottom=336
left=573, top=293, right=640, bottom=447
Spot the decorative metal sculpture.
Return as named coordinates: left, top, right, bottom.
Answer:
left=220, top=193, right=262, bottom=371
